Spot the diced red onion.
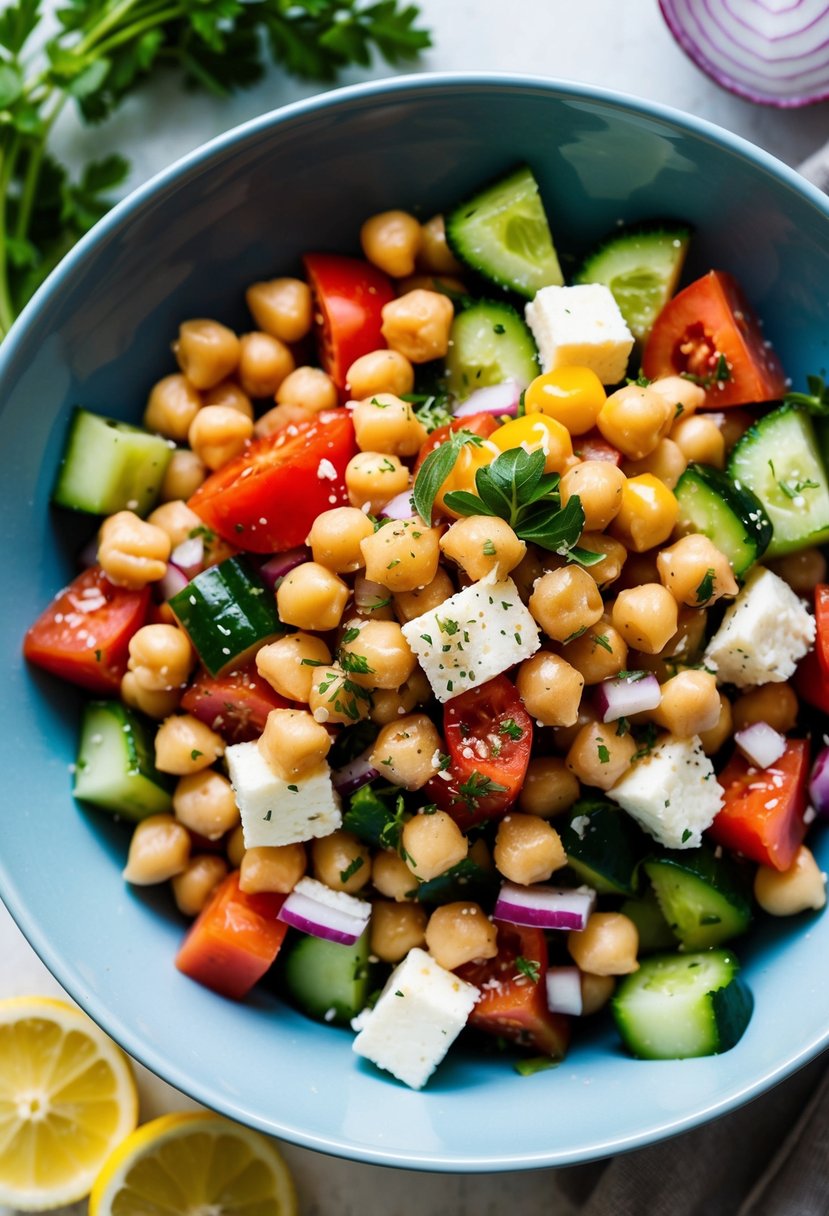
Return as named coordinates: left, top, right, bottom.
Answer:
left=595, top=673, right=661, bottom=723
left=354, top=577, right=390, bottom=613
left=453, top=382, right=521, bottom=418
left=660, top=0, right=829, bottom=107
left=77, top=534, right=99, bottom=569
left=170, top=535, right=204, bottom=573
left=380, top=491, right=416, bottom=520
left=278, top=881, right=371, bottom=946
left=494, top=881, right=596, bottom=932
left=809, top=746, right=829, bottom=818
left=332, top=749, right=380, bottom=796
left=258, top=547, right=310, bottom=590
left=546, top=967, right=583, bottom=1017
left=735, top=721, right=787, bottom=770
left=157, top=563, right=189, bottom=601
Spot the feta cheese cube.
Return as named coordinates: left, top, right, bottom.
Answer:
left=607, top=736, right=723, bottom=849
left=704, top=566, right=815, bottom=689
left=226, top=741, right=341, bottom=847
left=352, top=948, right=479, bottom=1089
left=525, top=284, right=634, bottom=385
left=400, top=576, right=540, bottom=702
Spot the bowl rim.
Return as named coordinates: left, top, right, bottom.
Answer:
left=3, top=71, right=829, bottom=1171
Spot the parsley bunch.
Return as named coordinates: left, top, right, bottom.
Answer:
left=0, top=0, right=430, bottom=337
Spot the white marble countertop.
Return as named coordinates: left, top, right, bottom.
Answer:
left=4, top=1, right=828, bottom=1210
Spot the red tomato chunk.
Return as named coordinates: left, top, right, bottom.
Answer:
left=709, top=738, right=810, bottom=872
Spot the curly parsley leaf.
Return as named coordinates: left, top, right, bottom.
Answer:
left=783, top=374, right=829, bottom=416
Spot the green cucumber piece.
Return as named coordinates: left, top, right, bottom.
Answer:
left=282, top=929, right=371, bottom=1025
left=620, top=890, right=677, bottom=954
left=445, top=166, right=563, bottom=298
left=413, top=857, right=499, bottom=905
left=575, top=222, right=691, bottom=344
left=729, top=405, right=829, bottom=557
left=674, top=463, right=772, bottom=576
left=560, top=799, right=646, bottom=897
left=74, top=701, right=173, bottom=820
left=613, top=950, right=753, bottom=1059
left=53, top=408, right=172, bottom=517
left=169, top=556, right=284, bottom=676
left=445, top=301, right=539, bottom=401
left=644, top=847, right=752, bottom=951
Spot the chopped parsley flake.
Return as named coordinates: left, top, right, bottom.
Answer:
left=339, top=856, right=365, bottom=883
left=499, top=719, right=524, bottom=741
left=514, top=956, right=541, bottom=983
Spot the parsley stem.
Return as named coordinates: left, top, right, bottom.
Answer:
left=0, top=134, right=22, bottom=337
left=13, top=94, right=65, bottom=247
left=91, top=6, right=186, bottom=58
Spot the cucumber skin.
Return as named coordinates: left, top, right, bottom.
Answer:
left=561, top=800, right=646, bottom=898
left=281, top=930, right=372, bottom=1026
left=644, top=847, right=753, bottom=951
left=74, top=700, right=173, bottom=820
left=445, top=300, right=539, bottom=401
left=674, top=463, right=772, bottom=577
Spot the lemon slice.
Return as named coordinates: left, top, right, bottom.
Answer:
left=90, top=1111, right=298, bottom=1216
left=0, top=995, right=138, bottom=1211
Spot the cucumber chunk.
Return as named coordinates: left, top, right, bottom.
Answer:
left=445, top=166, right=563, bottom=298
left=445, top=301, right=539, bottom=401
left=53, top=408, right=172, bottom=517
left=282, top=930, right=371, bottom=1026
left=644, top=847, right=752, bottom=951
left=74, top=701, right=173, bottom=820
left=620, top=890, right=677, bottom=954
left=674, top=463, right=772, bottom=576
left=729, top=405, right=829, bottom=558
left=575, top=222, right=691, bottom=343
left=560, top=799, right=646, bottom=897
left=612, top=950, right=753, bottom=1059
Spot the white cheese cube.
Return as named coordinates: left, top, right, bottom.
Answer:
left=352, top=948, right=479, bottom=1089
left=607, top=736, right=723, bottom=849
left=400, top=576, right=540, bottom=703
left=704, top=566, right=815, bottom=689
left=525, top=284, right=634, bottom=385
left=226, top=742, right=341, bottom=847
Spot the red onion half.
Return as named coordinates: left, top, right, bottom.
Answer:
left=494, top=881, right=596, bottom=932
left=258, top=547, right=310, bottom=590
left=332, top=749, right=380, bottom=796
left=278, top=877, right=371, bottom=946
left=660, top=0, right=829, bottom=107
left=453, top=382, right=521, bottom=419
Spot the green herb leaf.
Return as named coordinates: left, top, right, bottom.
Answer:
left=593, top=634, right=613, bottom=654
left=514, top=1056, right=561, bottom=1077
left=514, top=956, right=541, bottom=983
left=515, top=493, right=585, bottom=554
left=454, top=770, right=508, bottom=810
left=499, top=718, right=524, bottom=741
left=783, top=374, right=829, bottom=416
left=339, top=855, right=365, bottom=883
left=695, top=567, right=716, bottom=604
left=412, top=430, right=479, bottom=524
left=565, top=545, right=605, bottom=567
left=442, top=489, right=496, bottom=518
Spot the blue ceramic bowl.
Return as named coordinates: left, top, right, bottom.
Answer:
left=1, top=75, right=828, bottom=1171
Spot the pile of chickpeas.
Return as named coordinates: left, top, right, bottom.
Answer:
left=92, top=203, right=827, bottom=1012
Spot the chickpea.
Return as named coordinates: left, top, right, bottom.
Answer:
left=613, top=549, right=660, bottom=594
left=308, top=508, right=374, bottom=575
left=309, top=665, right=371, bottom=726
left=372, top=850, right=418, bottom=900
left=238, top=844, right=307, bottom=896
left=661, top=606, right=707, bottom=662
left=128, top=623, right=194, bottom=692
left=579, top=533, right=628, bottom=589
left=402, top=810, right=468, bottom=881
left=699, top=693, right=733, bottom=756
left=226, top=824, right=246, bottom=868
left=529, top=566, right=604, bottom=643
left=566, top=722, right=637, bottom=791
left=519, top=757, right=580, bottom=818
left=254, top=403, right=313, bottom=438
left=381, top=289, right=454, bottom=363
left=511, top=548, right=545, bottom=603
left=201, top=380, right=254, bottom=418
left=258, top=708, right=331, bottom=780
left=370, top=714, right=443, bottom=790
left=623, top=438, right=687, bottom=490
left=732, top=683, right=798, bottom=734
left=275, top=366, right=338, bottom=414
left=346, top=349, right=415, bottom=400
left=568, top=912, right=639, bottom=975
left=552, top=702, right=597, bottom=755
left=256, top=633, right=331, bottom=703
left=237, top=332, right=295, bottom=398
left=146, top=500, right=203, bottom=550
left=657, top=534, right=738, bottom=607
left=394, top=568, right=455, bottom=624
left=652, top=671, right=721, bottom=737
left=246, top=277, right=312, bottom=343
left=172, top=855, right=228, bottom=917
left=121, top=671, right=182, bottom=720
left=494, top=814, right=567, bottom=886
left=564, top=622, right=628, bottom=685
left=769, top=548, right=828, bottom=596
left=754, top=845, right=826, bottom=916
left=351, top=394, right=426, bottom=458
left=339, top=619, right=416, bottom=690
left=159, top=448, right=207, bottom=502
left=490, top=414, right=574, bottom=476
left=516, top=652, right=584, bottom=727
left=612, top=584, right=678, bottom=654
left=354, top=576, right=396, bottom=621
left=345, top=451, right=409, bottom=513
left=174, top=319, right=240, bottom=390
left=649, top=374, right=705, bottom=419
left=425, top=902, right=498, bottom=971
left=671, top=414, right=725, bottom=468
left=361, top=517, right=441, bottom=592
left=144, top=374, right=202, bottom=441
left=597, top=383, right=675, bottom=460
left=188, top=405, right=253, bottom=471
left=371, top=901, right=428, bottom=963
left=440, top=516, right=526, bottom=582
left=276, top=562, right=349, bottom=632
left=122, top=814, right=190, bottom=885
left=312, top=830, right=372, bottom=894
left=370, top=668, right=431, bottom=725
left=610, top=474, right=679, bottom=552
left=155, top=714, right=225, bottom=775
left=580, top=971, right=617, bottom=1016
left=360, top=209, right=421, bottom=278
left=559, top=461, right=626, bottom=531
left=98, top=511, right=170, bottom=589
left=173, top=769, right=239, bottom=839
left=417, top=214, right=464, bottom=275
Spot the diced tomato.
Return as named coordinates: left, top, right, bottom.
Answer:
left=175, top=871, right=287, bottom=1000
left=427, top=676, right=533, bottom=827
left=181, top=662, right=292, bottom=743
left=23, top=566, right=150, bottom=694
left=642, top=270, right=787, bottom=408
left=708, top=738, right=810, bottom=871
left=458, top=923, right=570, bottom=1057
left=794, top=649, right=829, bottom=714
left=303, top=254, right=396, bottom=392
left=414, top=412, right=501, bottom=474
left=573, top=429, right=622, bottom=465
left=188, top=410, right=356, bottom=553
left=813, top=585, right=829, bottom=676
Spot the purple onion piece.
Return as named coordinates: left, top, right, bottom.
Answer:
left=809, top=746, right=829, bottom=818
left=453, top=382, right=521, bottom=419
left=258, top=547, right=310, bottom=590
left=278, top=888, right=369, bottom=945
left=332, top=749, right=380, bottom=796
left=379, top=491, right=416, bottom=520
left=595, top=673, right=661, bottom=723
left=171, top=535, right=204, bottom=573
left=494, top=882, right=596, bottom=932
left=546, top=967, right=583, bottom=1017
left=157, top=563, right=189, bottom=601
left=735, top=721, right=787, bottom=771
left=77, top=534, right=99, bottom=570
